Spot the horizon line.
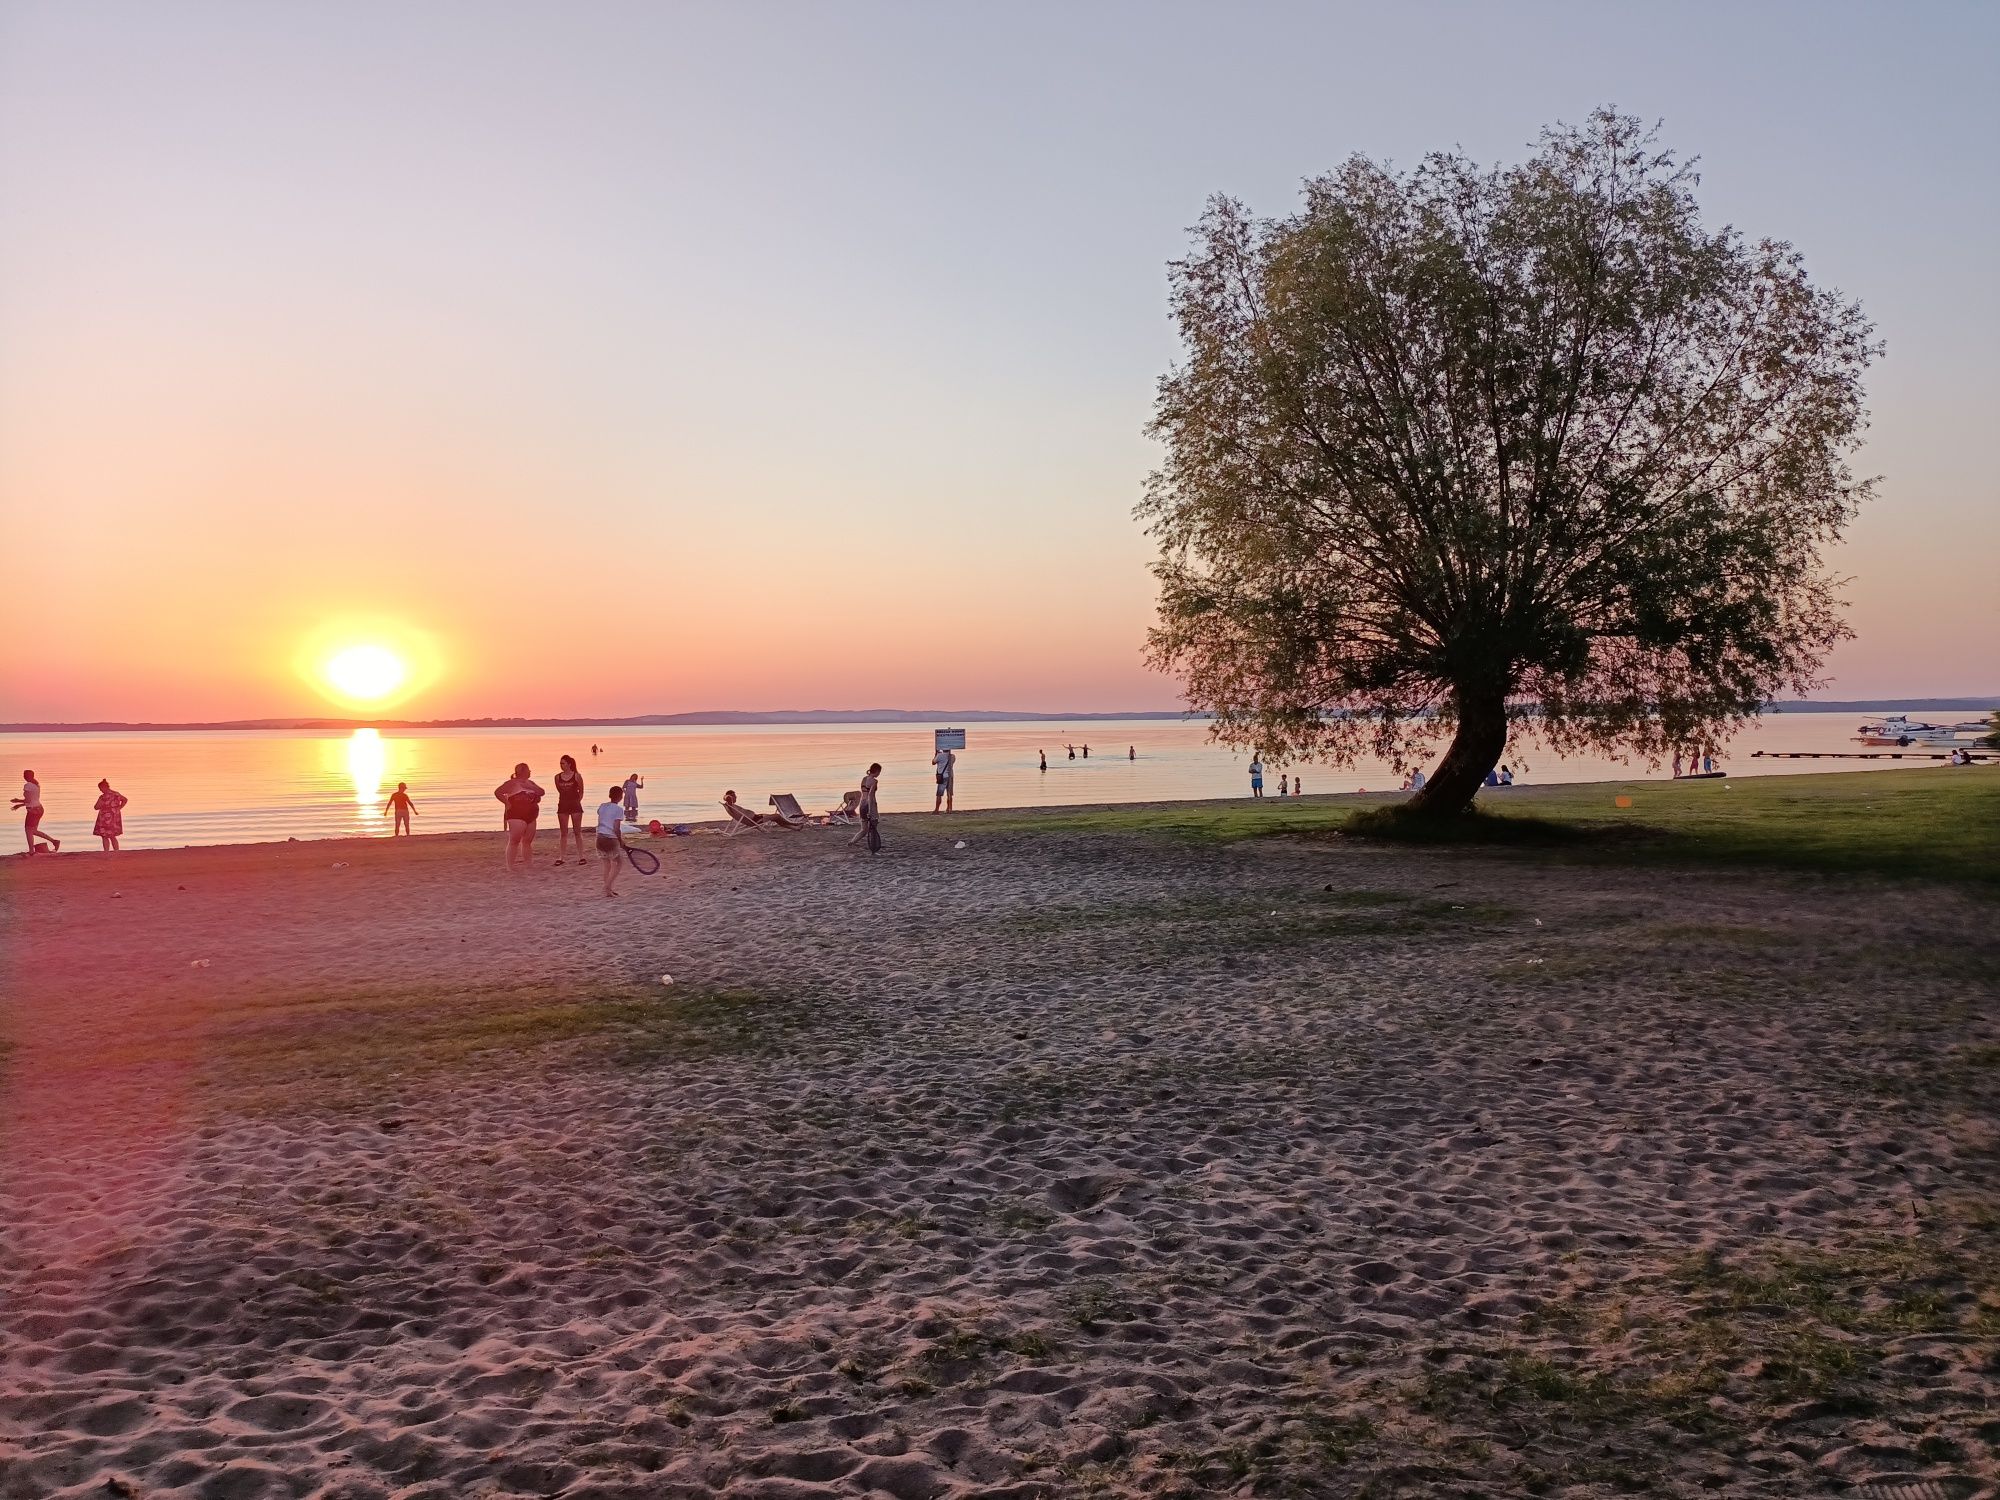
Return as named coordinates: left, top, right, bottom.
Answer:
left=2, top=695, right=1995, bottom=735
left=0, top=707, right=1205, bottom=734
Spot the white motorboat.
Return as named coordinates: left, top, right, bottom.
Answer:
left=1854, top=714, right=1968, bottom=746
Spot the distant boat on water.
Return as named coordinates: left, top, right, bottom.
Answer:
left=1853, top=714, right=1985, bottom=746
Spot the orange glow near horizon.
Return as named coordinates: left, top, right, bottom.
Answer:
left=295, top=619, right=444, bottom=716
left=324, top=645, right=406, bottom=704
left=1, top=7, right=1995, bottom=721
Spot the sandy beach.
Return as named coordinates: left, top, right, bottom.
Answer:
left=2, top=791, right=1996, bottom=1498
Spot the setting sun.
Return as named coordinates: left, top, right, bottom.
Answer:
left=295, top=616, right=441, bottom=712
left=324, top=645, right=407, bottom=703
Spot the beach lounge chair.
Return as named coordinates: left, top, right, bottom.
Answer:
left=721, top=794, right=771, bottom=836
left=768, top=793, right=812, bottom=829
left=824, top=790, right=861, bottom=825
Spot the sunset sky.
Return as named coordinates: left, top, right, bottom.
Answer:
left=2, top=1, right=1994, bottom=722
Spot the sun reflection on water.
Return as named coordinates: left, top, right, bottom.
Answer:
left=347, top=728, right=386, bottom=813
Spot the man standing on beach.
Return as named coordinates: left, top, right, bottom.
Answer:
left=932, top=744, right=956, bottom=813
left=1248, top=757, right=1264, bottom=797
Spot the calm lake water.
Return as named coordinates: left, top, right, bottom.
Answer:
left=0, top=712, right=1965, bottom=851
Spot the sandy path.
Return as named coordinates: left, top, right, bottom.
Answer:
left=2, top=812, right=1995, bottom=1498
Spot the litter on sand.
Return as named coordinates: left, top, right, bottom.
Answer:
left=188, top=959, right=212, bottom=969
left=954, top=841, right=967, bottom=850
left=660, top=974, right=675, bottom=987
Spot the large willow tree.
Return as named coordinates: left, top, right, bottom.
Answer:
left=1143, top=111, right=1877, bottom=814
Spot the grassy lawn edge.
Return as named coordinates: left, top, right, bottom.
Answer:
left=946, top=768, right=2000, bottom=892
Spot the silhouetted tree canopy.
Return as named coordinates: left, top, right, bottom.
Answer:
left=1143, top=110, right=1878, bottom=813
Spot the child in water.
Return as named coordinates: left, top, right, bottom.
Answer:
left=382, top=782, right=418, bottom=836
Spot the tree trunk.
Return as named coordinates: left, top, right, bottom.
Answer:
left=1408, top=689, right=1508, bottom=816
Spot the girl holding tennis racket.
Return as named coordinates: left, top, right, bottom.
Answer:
left=594, top=785, right=627, bottom=897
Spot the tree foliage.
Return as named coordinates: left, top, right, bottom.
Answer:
left=1142, top=110, right=1878, bottom=812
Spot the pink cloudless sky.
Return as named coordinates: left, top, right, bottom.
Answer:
left=1, top=1, right=1993, bottom=722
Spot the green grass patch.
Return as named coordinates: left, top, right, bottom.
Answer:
left=1672, top=1235, right=2000, bottom=1340
left=1006, top=886, right=1515, bottom=955
left=199, top=981, right=815, bottom=1113
left=1384, top=1220, right=2000, bottom=1490
left=957, top=769, right=2000, bottom=890
left=1347, top=770, right=2000, bottom=889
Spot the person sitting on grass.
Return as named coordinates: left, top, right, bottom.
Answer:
left=595, top=784, right=626, bottom=897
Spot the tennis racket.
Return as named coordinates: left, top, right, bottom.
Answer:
left=620, top=835, right=661, bottom=874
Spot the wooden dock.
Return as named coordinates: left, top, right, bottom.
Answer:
left=1751, top=749, right=1995, bottom=761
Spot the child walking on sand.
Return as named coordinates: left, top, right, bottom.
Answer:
left=382, top=782, right=417, bottom=836
left=595, top=784, right=627, bottom=897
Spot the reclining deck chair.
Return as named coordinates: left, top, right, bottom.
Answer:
left=721, top=793, right=771, bottom=835
left=768, top=793, right=813, bottom=829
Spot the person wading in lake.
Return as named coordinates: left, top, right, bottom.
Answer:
left=93, top=779, right=128, bottom=851
left=495, top=762, right=544, bottom=872
left=552, top=754, right=586, bottom=864
left=12, top=770, right=57, bottom=854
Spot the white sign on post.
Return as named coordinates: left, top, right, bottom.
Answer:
left=934, top=727, right=967, bottom=752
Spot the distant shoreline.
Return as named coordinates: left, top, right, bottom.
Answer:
left=0, top=708, right=1204, bottom=734
left=1, top=699, right=1990, bottom=734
